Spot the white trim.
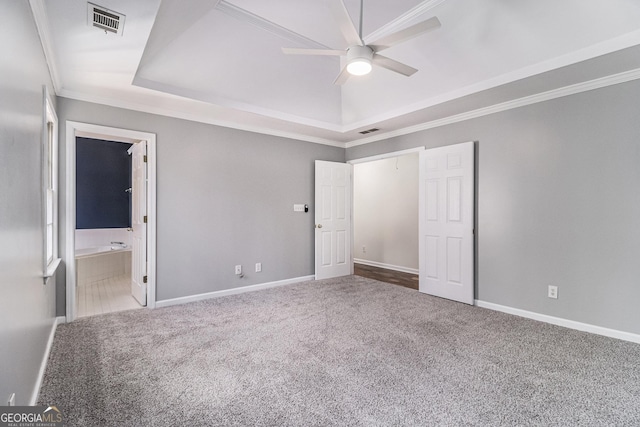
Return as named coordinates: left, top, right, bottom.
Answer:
left=347, top=147, right=424, bottom=164
left=29, top=0, right=61, bottom=93
left=344, top=30, right=640, bottom=136
left=156, top=275, right=315, bottom=308
left=65, top=122, right=157, bottom=321
left=42, top=88, right=58, bottom=284
left=354, top=259, right=418, bottom=275
left=475, top=300, right=640, bottom=345
left=345, top=67, right=640, bottom=148
left=64, top=122, right=75, bottom=321
left=31, top=316, right=65, bottom=405
left=76, top=130, right=139, bottom=144
left=131, top=76, right=346, bottom=133
left=44, top=258, right=62, bottom=280
left=57, top=65, right=640, bottom=150
left=146, top=138, right=157, bottom=309
left=57, top=90, right=345, bottom=148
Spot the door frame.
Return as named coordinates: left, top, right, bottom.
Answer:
left=348, top=144, right=476, bottom=303
left=65, top=121, right=157, bottom=321
left=347, top=147, right=426, bottom=274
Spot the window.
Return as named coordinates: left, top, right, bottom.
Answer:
left=43, top=89, right=60, bottom=281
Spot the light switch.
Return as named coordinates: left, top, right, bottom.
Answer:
left=293, top=204, right=305, bottom=212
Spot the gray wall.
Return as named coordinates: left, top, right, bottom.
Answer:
left=0, top=2, right=58, bottom=406
left=57, top=98, right=344, bottom=303
left=347, top=80, right=640, bottom=335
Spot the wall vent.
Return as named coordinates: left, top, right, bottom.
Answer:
left=88, top=3, right=125, bottom=35
left=359, top=128, right=380, bottom=135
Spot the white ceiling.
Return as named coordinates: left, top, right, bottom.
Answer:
left=35, top=0, right=640, bottom=147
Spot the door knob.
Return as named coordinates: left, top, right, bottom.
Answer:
left=316, top=224, right=323, bottom=229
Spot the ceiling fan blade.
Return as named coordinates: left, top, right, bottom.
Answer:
left=328, top=0, right=362, bottom=46
left=372, top=54, right=418, bottom=77
left=368, top=17, right=441, bottom=52
left=333, top=66, right=351, bottom=85
left=282, top=48, right=346, bottom=56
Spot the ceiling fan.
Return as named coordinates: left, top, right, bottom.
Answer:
left=282, top=0, right=441, bottom=85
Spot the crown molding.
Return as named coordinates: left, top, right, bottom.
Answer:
left=58, top=65, right=640, bottom=152
left=345, top=67, right=640, bottom=148
left=29, top=0, right=62, bottom=93
left=131, top=75, right=345, bottom=133
left=57, top=89, right=347, bottom=148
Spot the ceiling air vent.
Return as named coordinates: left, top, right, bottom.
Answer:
left=88, top=3, right=125, bottom=36
left=359, top=128, right=380, bottom=135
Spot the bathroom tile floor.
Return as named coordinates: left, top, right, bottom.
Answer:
left=77, top=274, right=142, bottom=318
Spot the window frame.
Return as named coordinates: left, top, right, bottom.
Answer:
left=43, top=88, right=60, bottom=282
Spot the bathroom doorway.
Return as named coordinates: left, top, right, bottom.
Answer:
left=75, top=137, right=137, bottom=317
left=65, top=122, right=157, bottom=321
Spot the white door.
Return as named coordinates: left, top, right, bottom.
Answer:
left=315, top=160, right=353, bottom=280
left=419, top=142, right=474, bottom=304
left=130, top=141, right=147, bottom=305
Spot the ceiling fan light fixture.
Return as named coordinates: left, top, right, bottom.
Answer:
left=347, top=59, right=372, bottom=76
left=346, top=45, right=373, bottom=76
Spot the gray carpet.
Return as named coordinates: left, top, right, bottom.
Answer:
left=39, top=276, right=640, bottom=426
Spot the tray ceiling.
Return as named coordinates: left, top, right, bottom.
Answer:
left=35, top=0, right=640, bottom=146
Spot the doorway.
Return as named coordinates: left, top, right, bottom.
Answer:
left=75, top=136, right=137, bottom=317
left=343, top=142, right=475, bottom=305
left=349, top=148, right=422, bottom=289
left=65, top=121, right=157, bottom=321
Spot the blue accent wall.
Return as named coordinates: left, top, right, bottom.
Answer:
left=76, top=137, right=133, bottom=229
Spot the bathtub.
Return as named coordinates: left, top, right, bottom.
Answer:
left=75, top=244, right=130, bottom=259
left=75, top=245, right=132, bottom=286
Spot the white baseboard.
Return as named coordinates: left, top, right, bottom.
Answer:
left=353, top=259, right=419, bottom=275
left=156, top=275, right=315, bottom=308
left=475, top=300, right=640, bottom=344
left=31, top=316, right=65, bottom=405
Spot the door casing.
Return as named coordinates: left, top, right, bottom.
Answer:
left=347, top=144, right=475, bottom=304
left=64, top=121, right=157, bottom=321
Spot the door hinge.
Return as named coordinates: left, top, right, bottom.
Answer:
left=143, top=155, right=147, bottom=163
left=143, top=215, right=147, bottom=223
left=143, top=275, right=148, bottom=284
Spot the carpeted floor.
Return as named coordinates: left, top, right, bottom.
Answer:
left=39, top=276, right=640, bottom=426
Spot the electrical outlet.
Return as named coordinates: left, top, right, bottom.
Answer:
left=8, top=393, right=15, bottom=406
left=235, top=265, right=242, bottom=275
left=255, top=263, right=262, bottom=273
left=548, top=285, right=558, bottom=299
left=362, top=246, right=366, bottom=253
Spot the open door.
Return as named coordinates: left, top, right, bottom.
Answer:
left=130, top=141, right=147, bottom=305
left=419, top=142, right=474, bottom=304
left=315, top=160, right=353, bottom=280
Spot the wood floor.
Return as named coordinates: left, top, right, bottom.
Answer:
left=77, top=274, right=142, bottom=318
left=354, top=263, right=419, bottom=290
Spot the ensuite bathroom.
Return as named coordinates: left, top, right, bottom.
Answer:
left=75, top=137, right=142, bottom=317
